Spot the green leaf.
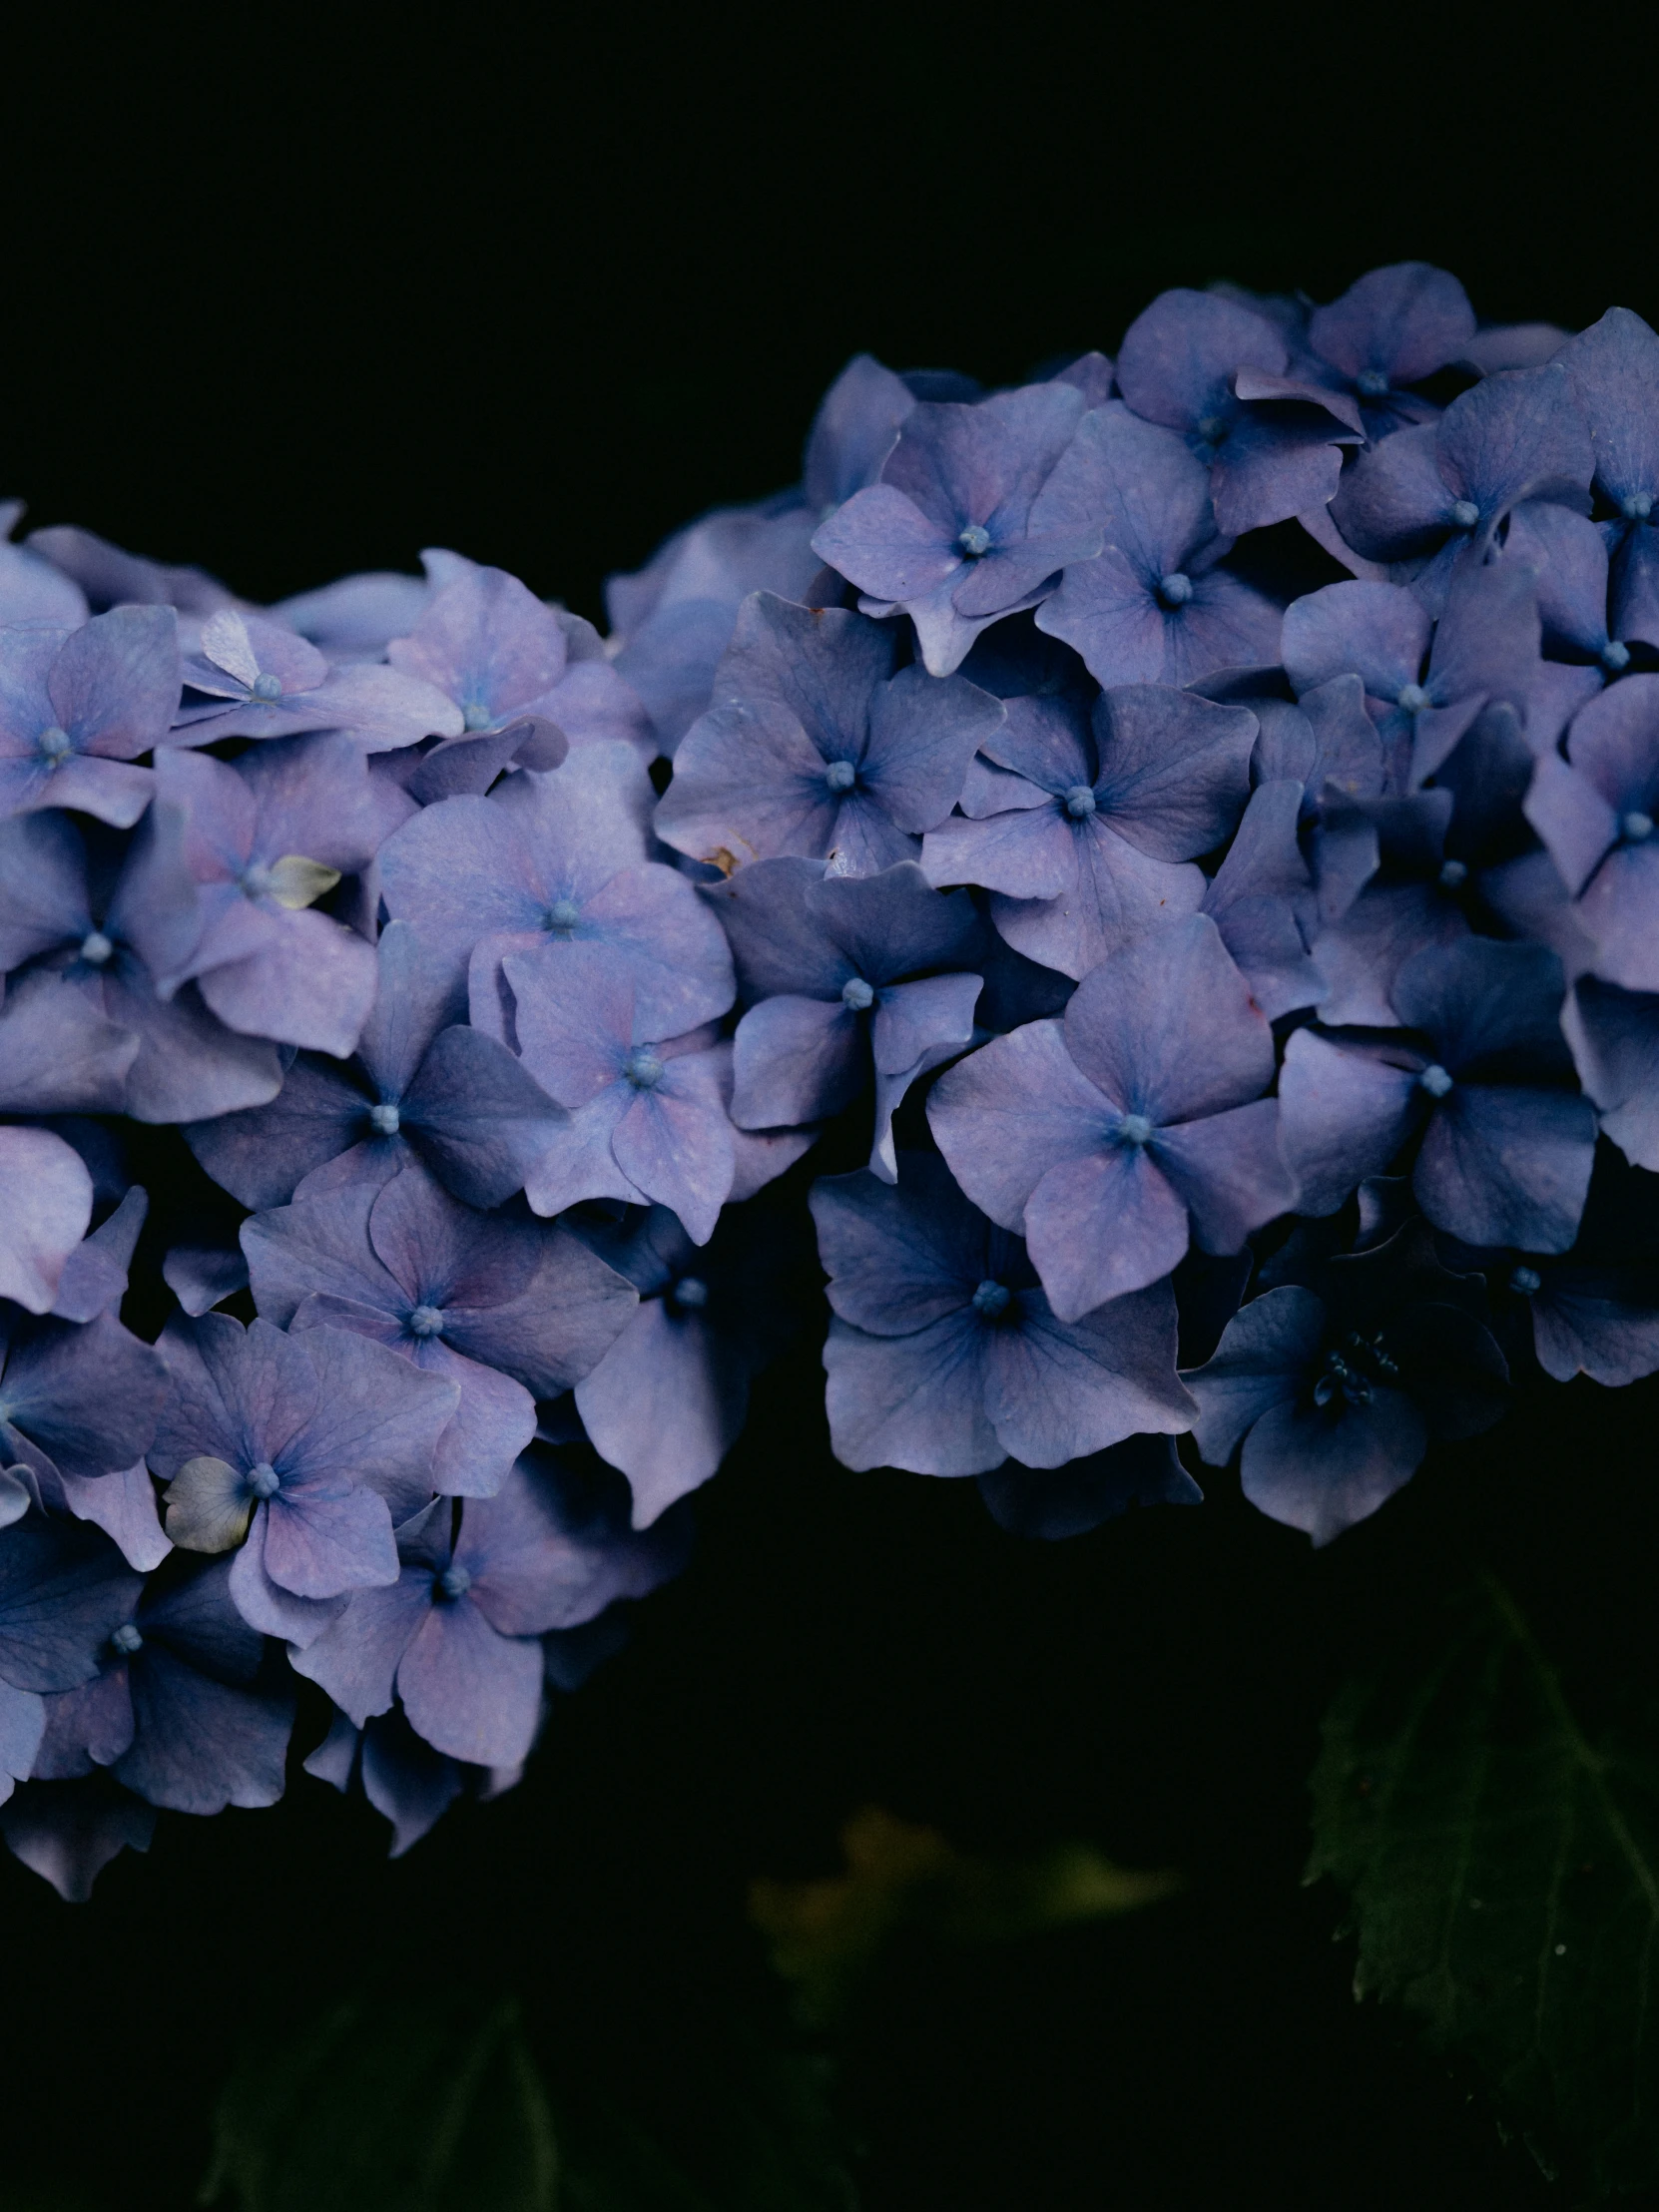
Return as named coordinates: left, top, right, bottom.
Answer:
left=202, top=1992, right=557, bottom=2212
left=551, top=2040, right=854, bottom=2212
left=1308, top=1573, right=1659, bottom=2198
left=202, top=1992, right=854, bottom=2212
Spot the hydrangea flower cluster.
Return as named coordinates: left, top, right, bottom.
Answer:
left=5, top=268, right=1659, bottom=1897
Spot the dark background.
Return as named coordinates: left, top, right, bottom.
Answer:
left=5, top=15, right=1659, bottom=2207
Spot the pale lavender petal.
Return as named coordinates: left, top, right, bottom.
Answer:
left=0, top=1129, right=93, bottom=1315
left=1023, top=1144, right=1190, bottom=1321
left=928, top=1019, right=1110, bottom=1231
left=397, top=1599, right=544, bottom=1768
left=1063, top=916, right=1275, bottom=1123
left=983, top=1281, right=1194, bottom=1465
left=1277, top=1030, right=1422, bottom=1215
left=1413, top=1085, right=1596, bottom=1253
left=823, top=1310, right=998, bottom=1474
left=1241, top=1389, right=1427, bottom=1545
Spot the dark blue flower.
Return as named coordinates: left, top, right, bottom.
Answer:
left=655, top=592, right=1005, bottom=876
left=1185, top=1214, right=1508, bottom=1543
left=930, top=915, right=1294, bottom=1321
left=812, top=1155, right=1194, bottom=1474
left=1114, top=288, right=1365, bottom=537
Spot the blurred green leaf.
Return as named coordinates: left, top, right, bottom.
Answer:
left=202, top=1990, right=853, bottom=2212
left=201, top=1992, right=556, bottom=2212
left=552, top=2037, right=853, bottom=2212
left=1308, top=1573, right=1659, bottom=2198
left=752, top=1805, right=1181, bottom=2026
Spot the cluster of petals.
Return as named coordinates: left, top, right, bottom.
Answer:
left=6, top=267, right=1659, bottom=1899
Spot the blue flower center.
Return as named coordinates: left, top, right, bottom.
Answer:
left=1418, top=1063, right=1454, bottom=1098
left=841, top=976, right=875, bottom=1011
left=369, top=1101, right=401, bottom=1135
left=1117, top=1111, right=1155, bottom=1146
left=251, top=671, right=283, bottom=703
left=1449, top=499, right=1481, bottom=531
left=624, top=1046, right=665, bottom=1090
left=825, top=760, right=856, bottom=794
left=546, top=897, right=582, bottom=933
left=111, top=1622, right=144, bottom=1655
left=1602, top=640, right=1632, bottom=673
left=1622, top=810, right=1654, bottom=843
left=1157, top=572, right=1194, bottom=608
left=248, top=1460, right=281, bottom=1500
left=437, top=1564, right=472, bottom=1599
left=1197, top=414, right=1230, bottom=445
left=1623, top=491, right=1655, bottom=520
left=1396, top=683, right=1430, bottom=714
left=462, top=701, right=494, bottom=732
left=1356, top=367, right=1390, bottom=398
left=1314, top=1330, right=1398, bottom=1407
left=1063, top=785, right=1097, bottom=820
left=1437, top=859, right=1467, bottom=890
left=240, top=862, right=276, bottom=900
left=956, top=523, right=992, bottom=559
left=79, top=930, right=114, bottom=966
left=37, top=725, right=71, bottom=763
left=406, top=1305, right=445, bottom=1339
left=971, top=1279, right=1011, bottom=1320
left=671, top=1275, right=710, bottom=1312
left=1509, top=1264, right=1543, bottom=1296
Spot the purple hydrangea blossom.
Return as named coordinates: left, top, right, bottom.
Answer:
left=241, top=1162, right=637, bottom=1497
left=1199, top=778, right=1322, bottom=1019
left=386, top=563, right=650, bottom=786
left=0, top=1513, right=147, bottom=1801
left=379, top=741, right=735, bottom=1038
left=1279, top=936, right=1598, bottom=1251
left=0, top=811, right=283, bottom=1122
left=1562, top=975, right=1659, bottom=1170
left=654, top=594, right=1005, bottom=876
left=0, top=1128, right=94, bottom=1315
left=706, top=857, right=981, bottom=1181
left=1185, top=1215, right=1508, bottom=1543
left=24, top=523, right=238, bottom=638
left=183, top=919, right=566, bottom=1212
left=1298, top=263, right=1477, bottom=441
left=1498, top=500, right=1641, bottom=709
left=148, top=1314, right=458, bottom=1645
left=0, top=1306, right=170, bottom=1494
left=1033, top=406, right=1283, bottom=686
left=140, top=735, right=381, bottom=1057
left=293, top=1450, right=689, bottom=1766
left=929, top=915, right=1295, bottom=1321
left=609, top=354, right=915, bottom=753
left=1280, top=557, right=1543, bottom=791
left=0, top=605, right=179, bottom=828
left=811, top=383, right=1110, bottom=676
left=1329, top=363, right=1593, bottom=612
left=568, top=1202, right=803, bottom=1527
left=171, top=607, right=463, bottom=754
left=1556, top=307, right=1659, bottom=652
left=502, top=945, right=736, bottom=1243
left=812, top=1156, right=1195, bottom=1474
left=0, top=502, right=88, bottom=626
left=1523, top=674, right=1659, bottom=992
left=1114, top=289, right=1365, bottom=536
left=35, top=1555, right=296, bottom=1817
left=920, top=683, right=1257, bottom=978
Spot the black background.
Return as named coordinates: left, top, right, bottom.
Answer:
left=5, top=14, right=1659, bottom=2207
